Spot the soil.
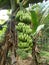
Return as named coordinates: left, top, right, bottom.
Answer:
left=16, top=55, right=33, bottom=65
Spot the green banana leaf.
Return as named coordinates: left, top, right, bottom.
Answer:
left=40, top=8, right=49, bottom=24
left=30, top=10, right=39, bottom=33
left=29, top=0, right=49, bottom=33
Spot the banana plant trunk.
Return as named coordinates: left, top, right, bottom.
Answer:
left=0, top=0, right=18, bottom=65
left=32, top=37, right=39, bottom=65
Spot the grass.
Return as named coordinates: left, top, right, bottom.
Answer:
left=40, top=50, right=49, bottom=62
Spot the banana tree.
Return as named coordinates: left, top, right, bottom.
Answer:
left=0, top=0, right=17, bottom=65
left=28, top=0, right=49, bottom=65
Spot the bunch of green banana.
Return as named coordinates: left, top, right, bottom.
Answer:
left=15, top=8, right=33, bottom=55
left=18, top=41, right=30, bottom=48
left=18, top=41, right=33, bottom=48
left=16, top=22, right=33, bottom=51
left=0, top=24, right=7, bottom=43
left=16, top=10, right=31, bottom=23
left=16, top=22, right=32, bottom=34
left=18, top=33, right=32, bottom=43
left=16, top=22, right=24, bottom=32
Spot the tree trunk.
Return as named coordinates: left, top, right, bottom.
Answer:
left=32, top=38, right=39, bottom=65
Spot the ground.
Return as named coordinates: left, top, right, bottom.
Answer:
left=15, top=50, right=49, bottom=65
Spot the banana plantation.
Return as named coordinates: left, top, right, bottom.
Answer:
left=0, top=0, right=49, bottom=65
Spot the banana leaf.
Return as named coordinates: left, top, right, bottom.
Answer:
left=30, top=10, right=39, bottom=33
